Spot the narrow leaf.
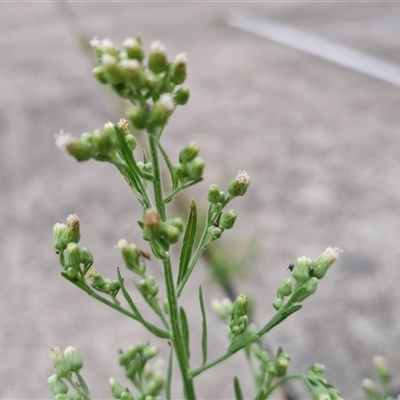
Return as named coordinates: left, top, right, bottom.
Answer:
left=199, top=285, right=208, bottom=365
left=254, top=389, right=266, bottom=400
left=179, top=306, right=190, bottom=359
left=177, top=199, right=197, bottom=287
left=228, top=334, right=258, bottom=354
left=233, top=376, right=244, bottom=400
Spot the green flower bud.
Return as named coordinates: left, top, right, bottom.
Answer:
left=142, top=345, right=158, bottom=360
left=117, top=239, right=144, bottom=274
left=310, top=247, right=342, bottom=279
left=102, top=54, right=125, bottom=85
left=179, top=142, right=199, bottom=164
left=208, top=184, right=221, bottom=204
left=124, top=134, right=137, bottom=151
left=362, top=379, right=378, bottom=400
left=65, top=214, right=81, bottom=244
left=66, top=266, right=79, bottom=280
left=126, top=105, right=147, bottom=130
left=53, top=223, right=67, bottom=252
left=295, top=277, right=318, bottom=302
left=92, top=65, right=109, bottom=84
left=55, top=395, right=79, bottom=400
left=174, top=87, right=190, bottom=105
left=51, top=347, right=72, bottom=378
left=207, top=225, right=222, bottom=241
left=266, top=361, right=278, bottom=376
left=275, top=348, right=290, bottom=377
left=100, top=39, right=119, bottom=58
left=109, top=377, right=125, bottom=399
left=291, top=256, right=311, bottom=283
left=162, top=224, right=181, bottom=244
left=143, top=209, right=162, bottom=241
left=170, top=53, right=187, bottom=84
left=56, top=131, right=93, bottom=162
left=80, top=247, right=94, bottom=265
left=227, top=171, right=250, bottom=197
left=310, top=363, right=325, bottom=374
left=230, top=294, right=249, bottom=337
left=138, top=276, right=159, bottom=299
left=373, top=355, right=391, bottom=386
left=103, top=279, right=120, bottom=294
left=89, top=37, right=103, bottom=61
left=120, top=391, right=135, bottom=400
left=123, top=37, right=144, bottom=61
left=48, top=374, right=68, bottom=396
left=93, top=122, right=116, bottom=155
left=148, top=94, right=174, bottom=129
left=273, top=298, right=283, bottom=310
left=220, top=210, right=237, bottom=230
left=277, top=278, right=292, bottom=299
left=174, top=163, right=187, bottom=181
left=64, top=346, right=83, bottom=372
left=120, top=59, right=143, bottom=87
left=148, top=41, right=168, bottom=74
left=186, top=156, right=205, bottom=181
left=64, top=243, right=82, bottom=269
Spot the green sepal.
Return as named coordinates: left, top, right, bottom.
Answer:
left=177, top=199, right=197, bottom=287
left=180, top=306, right=190, bottom=359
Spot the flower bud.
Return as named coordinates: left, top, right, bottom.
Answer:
left=80, top=247, right=94, bottom=265
left=208, top=184, right=221, bottom=204
left=120, top=59, right=143, bottom=87
left=275, top=348, right=290, bottom=376
left=143, top=209, right=162, bottom=241
left=170, top=53, right=187, bottom=84
left=51, top=347, right=72, bottom=378
left=120, top=392, right=135, bottom=400
left=123, top=134, right=136, bottom=151
left=138, top=275, right=159, bottom=299
left=273, top=298, right=283, bottom=310
left=362, top=379, right=378, bottom=399
left=64, top=243, right=82, bottom=269
left=142, top=344, right=158, bottom=360
left=123, top=37, right=144, bottom=61
left=66, top=266, right=79, bottom=280
left=310, top=363, right=325, bottom=374
left=93, top=123, right=116, bottom=155
left=109, top=377, right=125, bottom=399
left=103, top=279, right=120, bottom=294
left=232, top=294, right=248, bottom=318
left=102, top=54, right=125, bottom=85
left=310, top=247, right=342, bottom=279
left=92, top=65, right=109, bottom=84
left=174, top=87, right=190, bottom=105
left=186, top=157, right=205, bottom=181
left=53, top=223, right=68, bottom=252
left=277, top=278, right=292, bottom=299
left=148, top=41, right=168, bottom=74
left=64, top=346, right=83, bottom=372
left=230, top=294, right=249, bottom=337
left=126, top=105, right=147, bottom=130
left=100, top=39, right=119, bottom=58
left=220, top=210, right=237, bottom=230
left=48, top=374, right=68, bottom=396
left=291, top=256, right=311, bottom=283
left=174, top=163, right=187, bottom=181
left=227, top=171, right=250, bottom=197
left=162, top=224, right=181, bottom=244
left=56, top=131, right=93, bottom=161
left=207, top=225, right=222, bottom=241
left=117, top=239, right=144, bottom=274
left=148, top=94, right=174, bottom=129
left=295, top=277, right=318, bottom=302
left=179, top=142, right=199, bottom=164
left=373, top=355, right=390, bottom=386
left=65, top=214, right=81, bottom=244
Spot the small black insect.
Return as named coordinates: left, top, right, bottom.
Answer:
left=288, top=263, right=294, bottom=271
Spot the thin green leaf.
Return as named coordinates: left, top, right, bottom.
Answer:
left=228, top=334, right=258, bottom=354
left=158, top=142, right=178, bottom=190
left=179, top=306, right=190, bottom=359
left=177, top=199, right=197, bottom=287
left=74, top=371, right=90, bottom=397
left=233, top=376, right=244, bottom=400
left=142, top=148, right=149, bottom=164
left=199, top=284, right=208, bottom=365
left=254, top=389, right=266, bottom=400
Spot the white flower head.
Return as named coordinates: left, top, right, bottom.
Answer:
left=55, top=130, right=73, bottom=150
left=150, top=41, right=167, bottom=54
left=159, top=93, right=174, bottom=112
left=101, top=54, right=117, bottom=66
left=120, top=58, right=140, bottom=71
left=174, top=52, right=187, bottom=64
left=116, top=239, right=128, bottom=249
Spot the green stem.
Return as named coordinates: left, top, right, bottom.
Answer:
left=191, top=352, right=232, bottom=378
left=66, top=376, right=90, bottom=400
left=148, top=132, right=196, bottom=399
left=262, top=375, right=304, bottom=399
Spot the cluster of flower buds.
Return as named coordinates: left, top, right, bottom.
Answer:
left=90, top=37, right=189, bottom=133
left=273, top=247, right=342, bottom=310
left=304, top=364, right=343, bottom=400
left=174, top=142, right=205, bottom=184
left=117, top=239, right=147, bottom=276
left=114, top=343, right=163, bottom=399
left=48, top=347, right=87, bottom=399
left=250, top=344, right=291, bottom=387
left=142, top=209, right=184, bottom=247
left=86, top=267, right=120, bottom=296
left=229, top=294, right=249, bottom=339
left=137, top=275, right=159, bottom=305
left=53, top=214, right=94, bottom=280
left=55, top=121, right=134, bottom=163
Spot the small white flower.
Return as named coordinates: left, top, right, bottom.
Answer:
left=117, top=118, right=128, bottom=130
left=120, top=59, right=140, bottom=71
left=55, top=130, right=73, bottom=150
left=89, top=37, right=101, bottom=49
left=174, top=52, right=187, bottom=64
left=150, top=41, right=167, bottom=54
left=100, top=39, right=116, bottom=52
left=101, top=54, right=117, bottom=66
left=116, top=239, right=128, bottom=249
left=159, top=93, right=174, bottom=112
left=123, top=38, right=136, bottom=48
left=237, top=170, right=250, bottom=185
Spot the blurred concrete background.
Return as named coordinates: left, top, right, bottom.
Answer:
left=2, top=2, right=400, bottom=399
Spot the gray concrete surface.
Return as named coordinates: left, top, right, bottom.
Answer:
left=2, top=2, right=400, bottom=399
